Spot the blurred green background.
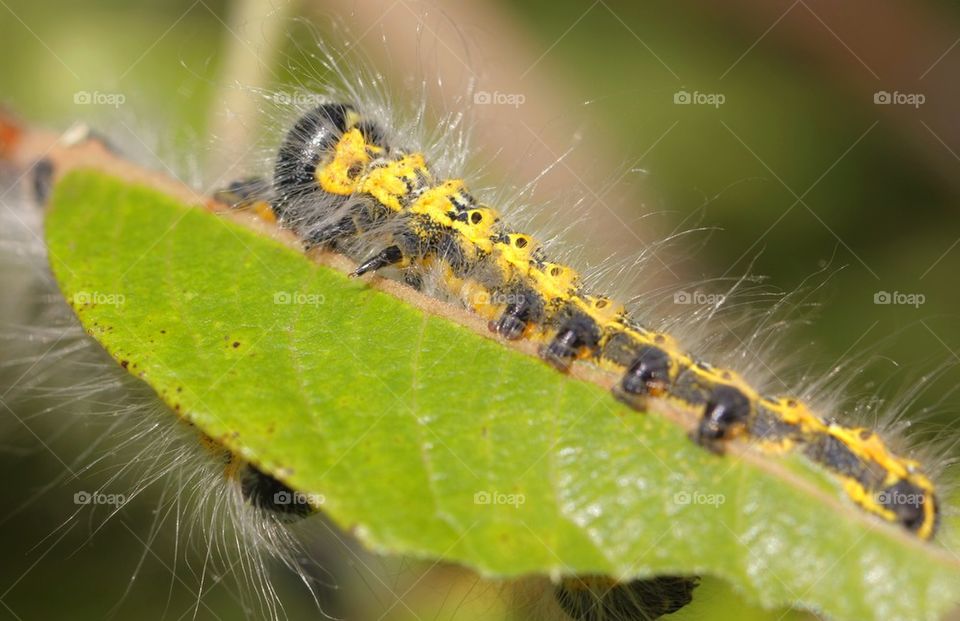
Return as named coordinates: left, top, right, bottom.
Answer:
left=2, top=0, right=959, bottom=619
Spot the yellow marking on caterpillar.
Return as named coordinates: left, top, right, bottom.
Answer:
left=496, top=233, right=540, bottom=272
left=361, top=153, right=430, bottom=212
left=528, top=262, right=582, bottom=323
left=842, top=478, right=896, bottom=520
left=409, top=180, right=464, bottom=221
left=765, top=398, right=825, bottom=431
left=529, top=262, right=580, bottom=299
left=317, top=128, right=373, bottom=195
left=316, top=126, right=409, bottom=206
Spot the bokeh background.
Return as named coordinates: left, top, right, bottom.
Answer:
left=2, top=0, right=960, bottom=619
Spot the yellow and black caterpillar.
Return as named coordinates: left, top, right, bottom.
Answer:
left=220, top=102, right=939, bottom=542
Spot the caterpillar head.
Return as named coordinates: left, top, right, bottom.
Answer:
left=274, top=103, right=387, bottom=212
left=316, top=127, right=374, bottom=195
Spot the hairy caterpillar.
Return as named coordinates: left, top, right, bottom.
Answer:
left=227, top=101, right=939, bottom=543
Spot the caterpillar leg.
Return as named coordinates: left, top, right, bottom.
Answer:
left=492, top=301, right=529, bottom=339
left=491, top=287, right=542, bottom=340
left=352, top=245, right=404, bottom=277
left=31, top=124, right=118, bottom=206
left=693, top=385, right=752, bottom=453
left=541, top=315, right=601, bottom=371
left=613, top=346, right=673, bottom=405
left=542, top=327, right=582, bottom=371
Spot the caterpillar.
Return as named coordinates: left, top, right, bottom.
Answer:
left=220, top=101, right=940, bottom=542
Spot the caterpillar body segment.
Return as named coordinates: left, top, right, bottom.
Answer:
left=353, top=152, right=430, bottom=213
left=803, top=426, right=939, bottom=539
left=263, top=103, right=940, bottom=540
left=350, top=182, right=503, bottom=280
left=540, top=295, right=625, bottom=371
left=479, top=232, right=550, bottom=338
left=237, top=461, right=314, bottom=521
left=485, top=258, right=582, bottom=341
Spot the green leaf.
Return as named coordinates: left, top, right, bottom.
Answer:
left=45, top=169, right=960, bottom=621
